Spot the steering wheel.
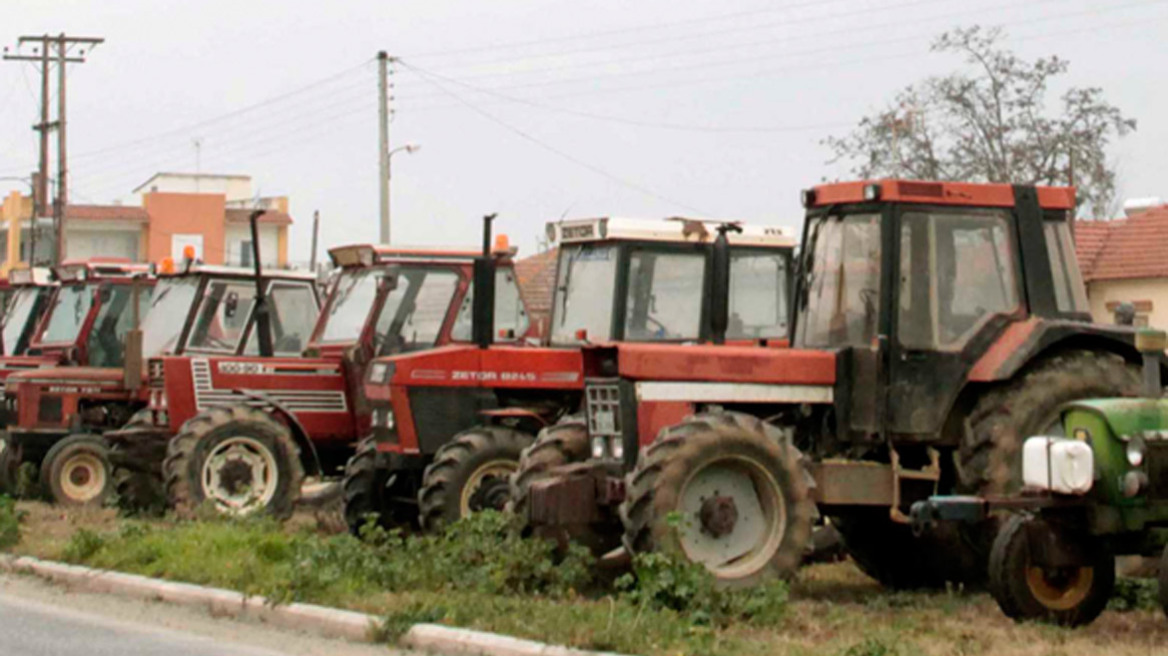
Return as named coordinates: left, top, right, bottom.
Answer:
left=644, top=315, right=670, bottom=339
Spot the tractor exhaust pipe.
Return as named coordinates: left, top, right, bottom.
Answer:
left=710, top=222, right=743, bottom=345
left=1136, top=329, right=1166, bottom=399
left=250, top=210, right=274, bottom=357
left=472, top=213, right=498, bottom=350
left=123, top=273, right=145, bottom=391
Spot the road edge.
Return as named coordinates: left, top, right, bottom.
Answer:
left=0, top=554, right=626, bottom=656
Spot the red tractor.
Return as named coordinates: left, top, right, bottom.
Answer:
left=114, top=239, right=533, bottom=518
left=3, top=260, right=322, bottom=507
left=513, top=180, right=1145, bottom=588
left=345, top=215, right=797, bottom=532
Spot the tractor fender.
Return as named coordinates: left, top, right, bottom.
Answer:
left=478, top=407, right=550, bottom=434
left=227, top=389, right=325, bottom=478
left=967, top=319, right=1140, bottom=383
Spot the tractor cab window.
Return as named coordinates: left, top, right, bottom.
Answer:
left=1044, top=220, right=1090, bottom=314
left=795, top=213, right=881, bottom=348
left=141, top=277, right=200, bottom=357
left=898, top=210, right=1020, bottom=350
left=39, top=284, right=93, bottom=344
left=451, top=267, right=531, bottom=342
left=551, top=244, right=619, bottom=345
left=624, top=248, right=706, bottom=341
left=728, top=250, right=789, bottom=340
left=187, top=280, right=257, bottom=353
left=1, top=287, right=41, bottom=355
left=244, top=282, right=318, bottom=356
left=88, top=284, right=153, bottom=368
left=318, top=268, right=380, bottom=344
left=373, top=268, right=460, bottom=355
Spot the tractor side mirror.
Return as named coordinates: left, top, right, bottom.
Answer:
left=224, top=291, right=239, bottom=319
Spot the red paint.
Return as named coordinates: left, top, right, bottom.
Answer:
left=968, top=318, right=1042, bottom=381
left=614, top=343, right=836, bottom=385
left=810, top=180, right=1075, bottom=210
left=637, top=401, right=693, bottom=446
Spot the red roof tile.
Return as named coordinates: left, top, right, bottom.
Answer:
left=515, top=248, right=558, bottom=328
left=64, top=204, right=149, bottom=223
left=1075, top=207, right=1168, bottom=281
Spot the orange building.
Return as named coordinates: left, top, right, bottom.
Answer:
left=0, top=173, right=292, bottom=274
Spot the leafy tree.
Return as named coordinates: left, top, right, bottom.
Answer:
left=825, top=26, right=1135, bottom=216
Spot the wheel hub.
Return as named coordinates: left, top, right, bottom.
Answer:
left=459, top=460, right=519, bottom=517
left=202, top=436, right=279, bottom=514
left=218, top=458, right=255, bottom=496
left=699, top=494, right=739, bottom=538
left=60, top=453, right=106, bottom=503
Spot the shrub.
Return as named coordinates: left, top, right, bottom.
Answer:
left=0, top=495, right=24, bottom=549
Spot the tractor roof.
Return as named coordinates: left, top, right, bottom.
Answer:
left=158, top=263, right=316, bottom=282
left=7, top=267, right=53, bottom=286
left=328, top=242, right=518, bottom=268
left=546, top=217, right=796, bottom=248
left=54, top=258, right=151, bottom=282
left=804, top=180, right=1075, bottom=211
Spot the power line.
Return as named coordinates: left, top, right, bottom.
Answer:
left=401, top=60, right=708, bottom=214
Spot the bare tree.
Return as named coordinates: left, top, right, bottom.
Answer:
left=825, top=26, right=1135, bottom=216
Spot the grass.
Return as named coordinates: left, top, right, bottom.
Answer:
left=6, top=500, right=1168, bottom=656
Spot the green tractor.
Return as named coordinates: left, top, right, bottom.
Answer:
left=911, top=328, right=1168, bottom=626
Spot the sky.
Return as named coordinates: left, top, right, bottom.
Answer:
left=2, top=0, right=1167, bottom=266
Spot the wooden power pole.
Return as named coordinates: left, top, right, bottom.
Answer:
left=4, top=33, right=103, bottom=264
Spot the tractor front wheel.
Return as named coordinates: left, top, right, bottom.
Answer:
left=163, top=406, right=303, bottom=519
left=417, top=426, right=533, bottom=531
left=620, top=412, right=814, bottom=586
left=989, top=514, right=1113, bottom=627
left=342, top=438, right=407, bottom=536
left=506, top=417, right=589, bottom=525
left=40, top=435, right=113, bottom=506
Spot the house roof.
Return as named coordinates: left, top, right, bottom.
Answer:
left=64, top=204, right=150, bottom=223
left=132, top=172, right=251, bottom=193
left=224, top=209, right=293, bottom=226
left=514, top=248, right=558, bottom=321
left=1075, top=205, right=1168, bottom=282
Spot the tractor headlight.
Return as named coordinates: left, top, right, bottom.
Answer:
left=371, top=407, right=395, bottom=429
left=591, top=436, right=606, bottom=459
left=1127, top=436, right=1147, bottom=467
left=610, top=436, right=624, bottom=460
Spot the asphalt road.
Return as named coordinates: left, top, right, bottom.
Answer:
left=0, top=572, right=404, bottom=656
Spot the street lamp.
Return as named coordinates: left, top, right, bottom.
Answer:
left=383, top=143, right=420, bottom=244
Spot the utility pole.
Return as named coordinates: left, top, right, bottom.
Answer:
left=377, top=51, right=394, bottom=245
left=4, top=33, right=102, bottom=264
left=310, top=210, right=320, bottom=272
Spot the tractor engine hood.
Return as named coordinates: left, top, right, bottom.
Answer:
left=600, top=342, right=837, bottom=387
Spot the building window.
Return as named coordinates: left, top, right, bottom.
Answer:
left=239, top=240, right=253, bottom=267
left=1105, top=300, right=1152, bottom=327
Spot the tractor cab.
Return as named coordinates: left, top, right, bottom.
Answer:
left=0, top=260, right=152, bottom=406
left=547, top=217, right=795, bottom=346
left=0, top=267, right=55, bottom=357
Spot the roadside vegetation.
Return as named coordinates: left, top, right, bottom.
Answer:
left=4, top=498, right=1168, bottom=655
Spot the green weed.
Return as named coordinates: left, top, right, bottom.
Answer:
left=0, top=495, right=24, bottom=548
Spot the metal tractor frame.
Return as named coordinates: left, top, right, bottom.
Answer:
left=347, top=215, right=798, bottom=532
left=516, top=179, right=1146, bottom=588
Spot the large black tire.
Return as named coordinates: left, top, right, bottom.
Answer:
left=506, top=418, right=589, bottom=524
left=342, top=438, right=399, bottom=536
left=989, top=514, right=1114, bottom=627
left=417, top=426, right=533, bottom=532
left=39, top=434, right=113, bottom=507
left=620, top=412, right=814, bottom=586
left=960, top=351, right=1140, bottom=497
left=0, top=434, right=19, bottom=495
left=111, top=409, right=166, bottom=513
left=1158, top=543, right=1168, bottom=619
left=832, top=509, right=980, bottom=589
left=163, top=406, right=303, bottom=519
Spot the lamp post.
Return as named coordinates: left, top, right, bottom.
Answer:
left=383, top=143, right=420, bottom=244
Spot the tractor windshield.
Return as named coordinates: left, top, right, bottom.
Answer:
left=795, top=213, right=882, bottom=348
left=319, top=268, right=381, bottom=344
left=0, top=287, right=41, bottom=355
left=39, top=284, right=93, bottom=345
left=551, top=244, right=619, bottom=344
left=623, top=247, right=706, bottom=341
left=141, top=277, right=200, bottom=357
left=728, top=249, right=789, bottom=340
left=371, top=267, right=460, bottom=355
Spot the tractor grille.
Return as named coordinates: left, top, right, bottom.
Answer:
left=585, top=380, right=622, bottom=439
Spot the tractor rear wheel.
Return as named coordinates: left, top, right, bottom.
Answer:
left=620, top=412, right=814, bottom=586
left=417, top=426, right=533, bottom=531
left=0, top=434, right=19, bottom=495
left=111, top=409, right=167, bottom=514
left=961, top=350, right=1139, bottom=495
left=989, top=514, right=1113, bottom=627
left=163, top=406, right=303, bottom=519
left=40, top=434, right=113, bottom=507
left=342, top=438, right=406, bottom=536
